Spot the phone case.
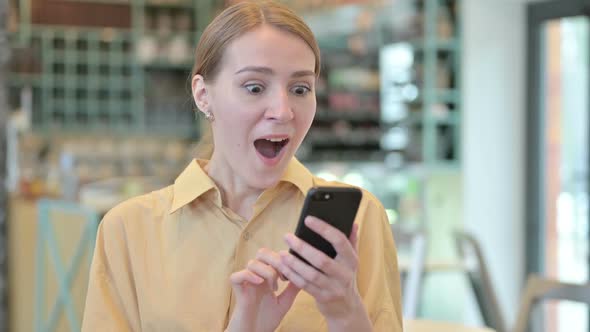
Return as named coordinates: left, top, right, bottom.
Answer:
left=290, top=186, right=362, bottom=265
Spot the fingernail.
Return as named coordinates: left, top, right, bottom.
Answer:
left=305, top=216, right=315, bottom=225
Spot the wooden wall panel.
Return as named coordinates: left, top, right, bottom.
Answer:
left=31, top=0, right=131, bottom=28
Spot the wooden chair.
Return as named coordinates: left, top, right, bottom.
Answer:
left=34, top=199, right=99, bottom=332
left=513, top=274, right=590, bottom=332
left=391, top=224, right=427, bottom=318
left=454, top=231, right=507, bottom=332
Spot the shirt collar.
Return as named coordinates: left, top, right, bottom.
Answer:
left=169, top=158, right=314, bottom=214
left=169, top=159, right=217, bottom=214
left=279, top=158, right=314, bottom=195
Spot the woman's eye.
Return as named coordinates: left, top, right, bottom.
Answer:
left=245, top=84, right=264, bottom=94
left=292, top=86, right=311, bottom=96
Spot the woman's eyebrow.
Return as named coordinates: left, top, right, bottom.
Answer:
left=235, top=66, right=273, bottom=75
left=234, top=66, right=315, bottom=78
left=291, top=70, right=315, bottom=78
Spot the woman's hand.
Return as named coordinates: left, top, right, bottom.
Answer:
left=226, top=249, right=301, bottom=332
left=277, top=216, right=372, bottom=331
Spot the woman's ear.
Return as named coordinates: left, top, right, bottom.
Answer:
left=192, top=74, right=209, bottom=115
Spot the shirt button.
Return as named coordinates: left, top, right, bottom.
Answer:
left=243, top=231, right=251, bottom=241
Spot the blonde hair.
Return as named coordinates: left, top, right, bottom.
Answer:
left=192, top=0, right=321, bottom=159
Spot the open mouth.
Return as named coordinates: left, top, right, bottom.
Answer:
left=254, top=137, right=290, bottom=159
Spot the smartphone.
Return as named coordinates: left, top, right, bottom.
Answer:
left=290, top=186, right=362, bottom=266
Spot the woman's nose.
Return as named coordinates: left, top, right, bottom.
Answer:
left=265, top=91, right=294, bottom=122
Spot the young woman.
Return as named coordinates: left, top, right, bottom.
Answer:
left=82, top=1, right=402, bottom=331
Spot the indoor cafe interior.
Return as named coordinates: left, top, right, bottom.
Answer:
left=1, top=0, right=589, bottom=331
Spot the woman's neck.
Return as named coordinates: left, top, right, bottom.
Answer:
left=204, top=155, right=263, bottom=221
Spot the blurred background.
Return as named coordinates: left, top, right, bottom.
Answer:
left=0, top=0, right=589, bottom=331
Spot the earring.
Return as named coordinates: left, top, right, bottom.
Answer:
left=204, top=110, right=214, bottom=121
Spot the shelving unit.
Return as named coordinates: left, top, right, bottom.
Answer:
left=8, top=0, right=217, bottom=138
left=296, top=0, right=461, bottom=167
left=421, top=0, right=461, bottom=165
left=8, top=0, right=462, bottom=166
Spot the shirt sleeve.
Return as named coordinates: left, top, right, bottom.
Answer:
left=355, top=196, right=403, bottom=331
left=82, top=208, right=140, bottom=332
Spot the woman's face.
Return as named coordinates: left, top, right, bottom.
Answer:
left=194, top=24, right=317, bottom=189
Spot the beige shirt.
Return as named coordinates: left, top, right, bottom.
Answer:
left=82, top=158, right=403, bottom=331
